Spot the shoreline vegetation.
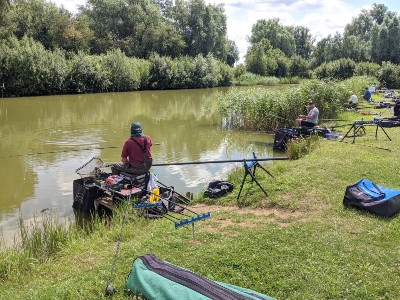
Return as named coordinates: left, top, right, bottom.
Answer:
left=2, top=79, right=400, bottom=299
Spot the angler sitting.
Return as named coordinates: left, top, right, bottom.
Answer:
left=295, top=100, right=319, bottom=128
left=111, top=121, right=153, bottom=176
left=362, top=87, right=372, bottom=103
left=345, top=91, right=358, bottom=109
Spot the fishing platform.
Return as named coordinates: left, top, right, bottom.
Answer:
left=73, top=157, right=210, bottom=231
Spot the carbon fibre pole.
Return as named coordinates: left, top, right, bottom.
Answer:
left=151, top=157, right=289, bottom=166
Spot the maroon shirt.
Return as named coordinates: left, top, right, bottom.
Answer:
left=121, top=136, right=153, bottom=164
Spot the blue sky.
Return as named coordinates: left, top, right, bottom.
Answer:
left=53, top=1, right=400, bottom=62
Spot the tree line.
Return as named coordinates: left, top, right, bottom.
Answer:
left=0, top=36, right=232, bottom=96
left=0, top=0, right=238, bottom=64
left=1, top=1, right=400, bottom=97
left=244, top=3, right=400, bottom=87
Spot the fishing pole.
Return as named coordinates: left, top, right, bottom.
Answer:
left=330, top=123, right=355, bottom=129
left=150, top=157, right=289, bottom=166
left=0, top=144, right=160, bottom=159
left=102, top=157, right=288, bottom=168
left=320, top=118, right=349, bottom=122
left=0, top=146, right=120, bottom=159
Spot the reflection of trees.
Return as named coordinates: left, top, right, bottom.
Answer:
left=0, top=87, right=223, bottom=154
left=0, top=157, right=36, bottom=213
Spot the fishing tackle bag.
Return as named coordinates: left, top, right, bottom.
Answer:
left=125, top=254, right=275, bottom=300
left=343, top=178, right=400, bottom=217
left=72, top=178, right=104, bottom=213
left=204, top=180, right=234, bottom=198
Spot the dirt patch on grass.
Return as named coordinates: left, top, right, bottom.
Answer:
left=191, top=204, right=305, bottom=233
left=191, top=204, right=300, bottom=217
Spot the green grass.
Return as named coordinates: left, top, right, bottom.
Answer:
left=1, top=95, right=400, bottom=299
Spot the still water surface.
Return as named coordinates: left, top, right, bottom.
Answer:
left=0, top=87, right=279, bottom=242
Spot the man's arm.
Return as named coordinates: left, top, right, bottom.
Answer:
left=299, top=113, right=315, bottom=120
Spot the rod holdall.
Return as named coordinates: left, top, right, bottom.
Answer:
left=125, top=254, right=275, bottom=300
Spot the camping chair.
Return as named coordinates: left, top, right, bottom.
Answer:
left=237, top=152, right=274, bottom=201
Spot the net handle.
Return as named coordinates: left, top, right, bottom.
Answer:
left=75, top=157, right=104, bottom=174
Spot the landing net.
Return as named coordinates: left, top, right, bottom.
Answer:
left=75, top=157, right=104, bottom=180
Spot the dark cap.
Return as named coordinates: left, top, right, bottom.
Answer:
left=130, top=121, right=145, bottom=137
left=307, top=100, right=315, bottom=105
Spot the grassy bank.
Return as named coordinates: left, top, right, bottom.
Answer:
left=1, top=101, right=400, bottom=299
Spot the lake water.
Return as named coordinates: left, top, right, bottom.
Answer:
left=0, top=87, right=280, bottom=243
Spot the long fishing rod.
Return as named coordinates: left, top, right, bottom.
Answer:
left=151, top=157, right=289, bottom=166
left=102, top=157, right=288, bottom=168
left=320, top=118, right=349, bottom=122
left=0, top=143, right=160, bottom=159
left=0, top=146, right=120, bottom=159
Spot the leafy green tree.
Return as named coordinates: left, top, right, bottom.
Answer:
left=386, top=15, right=400, bottom=64
left=379, top=61, right=400, bottom=89
left=344, top=9, right=374, bottom=41
left=249, top=18, right=295, bottom=57
left=377, top=26, right=389, bottom=63
left=289, top=55, right=310, bottom=78
left=343, top=3, right=392, bottom=65
left=270, top=48, right=290, bottom=77
left=225, top=39, right=239, bottom=67
left=0, top=35, right=68, bottom=96
left=233, top=63, right=246, bottom=78
left=67, top=51, right=108, bottom=93
left=245, top=38, right=272, bottom=76
left=314, top=58, right=355, bottom=80
left=81, top=0, right=185, bottom=58
left=370, top=3, right=388, bottom=25
left=100, top=48, right=141, bottom=91
left=310, top=33, right=343, bottom=67
left=169, top=0, right=229, bottom=61
left=4, top=0, right=92, bottom=52
left=245, top=38, right=290, bottom=77
left=0, top=0, right=10, bottom=14
left=341, top=35, right=370, bottom=62
left=287, top=25, right=314, bottom=59
left=354, top=61, right=380, bottom=77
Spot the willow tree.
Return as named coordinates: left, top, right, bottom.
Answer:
left=248, top=18, right=295, bottom=57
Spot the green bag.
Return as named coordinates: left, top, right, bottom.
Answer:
left=125, top=254, right=276, bottom=300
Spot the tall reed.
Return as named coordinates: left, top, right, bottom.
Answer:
left=216, top=78, right=373, bottom=131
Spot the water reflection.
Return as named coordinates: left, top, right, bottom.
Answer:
left=0, top=87, right=278, bottom=242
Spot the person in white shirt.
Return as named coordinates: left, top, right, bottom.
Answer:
left=295, top=100, right=319, bottom=128
left=346, top=91, right=358, bottom=108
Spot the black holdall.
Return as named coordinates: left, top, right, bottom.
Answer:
left=204, top=180, right=235, bottom=198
